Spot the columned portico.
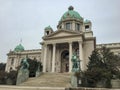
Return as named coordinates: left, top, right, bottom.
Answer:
left=6, top=6, right=96, bottom=73
left=69, top=42, right=72, bottom=72
left=78, top=41, right=84, bottom=71
left=52, top=44, right=56, bottom=72
left=43, top=44, right=47, bottom=72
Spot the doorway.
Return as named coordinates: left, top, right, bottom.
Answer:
left=61, top=50, right=69, bottom=72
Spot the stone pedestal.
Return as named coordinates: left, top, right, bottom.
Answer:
left=71, top=73, right=77, bottom=87
left=111, top=79, right=120, bottom=88
left=16, top=69, right=29, bottom=85
left=36, top=71, right=42, bottom=77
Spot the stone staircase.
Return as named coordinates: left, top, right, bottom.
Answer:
left=0, top=85, right=65, bottom=90
left=19, top=73, right=71, bottom=88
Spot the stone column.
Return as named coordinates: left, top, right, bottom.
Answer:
left=43, top=44, right=47, bottom=72
left=78, top=41, right=84, bottom=71
left=52, top=44, right=56, bottom=72
left=72, top=21, right=75, bottom=31
left=69, top=42, right=72, bottom=72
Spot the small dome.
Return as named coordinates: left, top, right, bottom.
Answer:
left=60, top=6, right=83, bottom=21
left=84, top=19, right=91, bottom=23
left=14, top=44, right=24, bottom=52
left=44, top=25, right=53, bottom=30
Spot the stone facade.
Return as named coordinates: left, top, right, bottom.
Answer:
left=5, top=6, right=120, bottom=73
left=41, top=6, right=95, bottom=72
left=96, top=43, right=120, bottom=55
left=5, top=49, right=41, bottom=72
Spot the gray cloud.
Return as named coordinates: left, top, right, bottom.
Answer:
left=0, top=0, right=120, bottom=62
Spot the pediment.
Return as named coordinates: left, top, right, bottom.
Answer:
left=43, top=30, right=81, bottom=39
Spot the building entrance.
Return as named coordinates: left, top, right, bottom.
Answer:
left=61, top=50, right=69, bottom=72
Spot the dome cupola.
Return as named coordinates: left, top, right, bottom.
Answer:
left=57, top=6, right=83, bottom=32
left=60, top=6, right=83, bottom=21
left=44, top=25, right=53, bottom=36
left=84, top=19, right=92, bottom=31
left=44, top=25, right=53, bottom=30
left=84, top=19, right=91, bottom=24
left=14, top=44, right=24, bottom=52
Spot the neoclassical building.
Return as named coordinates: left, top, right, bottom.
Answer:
left=5, top=6, right=120, bottom=73
left=5, top=44, right=41, bottom=72
left=41, top=6, right=95, bottom=73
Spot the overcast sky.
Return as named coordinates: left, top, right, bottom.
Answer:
left=0, top=0, right=120, bottom=62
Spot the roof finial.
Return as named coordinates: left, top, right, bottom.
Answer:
left=68, top=6, right=74, bottom=10
left=20, top=38, right=22, bottom=44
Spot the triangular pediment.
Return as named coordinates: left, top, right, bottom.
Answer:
left=43, top=30, right=81, bottom=39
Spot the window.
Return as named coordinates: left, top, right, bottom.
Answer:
left=11, top=58, right=14, bottom=65
left=10, top=67, right=13, bottom=71
left=66, top=23, right=71, bottom=30
left=46, top=31, right=49, bottom=35
left=76, top=23, right=80, bottom=31
left=85, top=25, right=89, bottom=30
left=59, top=25, right=62, bottom=29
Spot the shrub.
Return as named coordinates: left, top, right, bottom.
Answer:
left=0, top=71, right=7, bottom=84
left=7, top=70, right=18, bottom=85
left=81, top=47, right=120, bottom=88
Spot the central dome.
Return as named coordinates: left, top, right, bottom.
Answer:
left=60, top=6, right=82, bottom=21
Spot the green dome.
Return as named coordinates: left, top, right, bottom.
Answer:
left=44, top=25, right=52, bottom=30
left=60, top=6, right=82, bottom=21
left=84, top=19, right=91, bottom=23
left=14, top=44, right=24, bottom=52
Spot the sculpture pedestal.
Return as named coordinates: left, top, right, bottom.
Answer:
left=71, top=72, right=77, bottom=87
left=36, top=71, right=42, bottom=77
left=16, top=69, right=29, bottom=85
left=111, top=79, right=120, bottom=88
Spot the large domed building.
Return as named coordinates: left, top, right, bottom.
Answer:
left=41, top=6, right=95, bottom=72
left=5, top=6, right=120, bottom=72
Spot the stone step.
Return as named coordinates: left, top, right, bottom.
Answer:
left=0, top=85, right=65, bottom=90
left=19, top=73, right=71, bottom=87
left=0, top=86, right=120, bottom=90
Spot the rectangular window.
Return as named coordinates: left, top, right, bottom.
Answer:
left=76, top=23, right=80, bottom=31
left=66, top=23, right=71, bottom=30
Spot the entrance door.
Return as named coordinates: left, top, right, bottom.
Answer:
left=61, top=50, right=69, bottom=72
